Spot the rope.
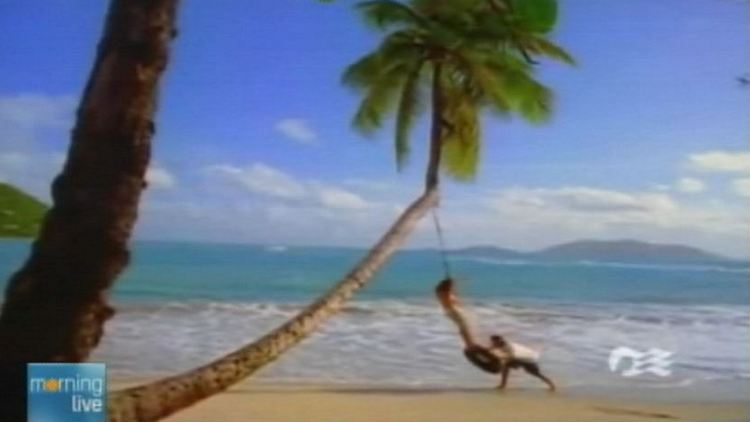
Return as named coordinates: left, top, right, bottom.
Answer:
left=431, top=207, right=452, bottom=278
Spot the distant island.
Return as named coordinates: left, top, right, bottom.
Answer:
left=0, top=184, right=744, bottom=268
left=453, top=239, right=747, bottom=267
left=0, top=183, right=47, bottom=238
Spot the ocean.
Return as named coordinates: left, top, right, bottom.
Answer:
left=1, top=240, right=749, bottom=400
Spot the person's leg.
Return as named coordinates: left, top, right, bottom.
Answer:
left=523, top=363, right=556, bottom=392
left=444, top=306, right=476, bottom=348
left=536, top=372, right=556, bottom=392
left=435, top=279, right=477, bottom=348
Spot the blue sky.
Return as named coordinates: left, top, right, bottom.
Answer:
left=0, top=0, right=748, bottom=257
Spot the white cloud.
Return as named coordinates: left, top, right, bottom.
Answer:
left=482, top=186, right=746, bottom=236
left=206, top=163, right=307, bottom=200
left=342, top=178, right=394, bottom=192
left=135, top=176, right=749, bottom=258
left=688, top=150, right=750, bottom=174
left=146, top=165, right=177, bottom=190
left=0, top=93, right=76, bottom=199
left=0, top=150, right=62, bottom=200
left=313, top=185, right=369, bottom=210
left=732, top=178, right=750, bottom=198
left=675, top=177, right=706, bottom=194
left=412, top=185, right=747, bottom=258
left=489, top=186, right=677, bottom=214
left=0, top=94, right=75, bottom=130
left=0, top=152, right=30, bottom=168
left=138, top=197, right=402, bottom=248
left=275, top=118, right=318, bottom=145
left=139, top=163, right=403, bottom=247
left=204, top=162, right=378, bottom=211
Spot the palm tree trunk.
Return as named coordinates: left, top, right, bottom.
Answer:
left=108, top=56, right=450, bottom=422
left=0, top=0, right=179, bottom=363
left=107, top=187, right=439, bottom=422
left=425, top=63, right=444, bottom=190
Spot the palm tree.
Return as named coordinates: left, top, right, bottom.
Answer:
left=106, top=1, right=571, bottom=421
left=0, top=0, right=179, bottom=363
left=0, top=2, right=179, bottom=420
left=345, top=0, right=574, bottom=184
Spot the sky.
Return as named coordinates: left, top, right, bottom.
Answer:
left=0, top=0, right=748, bottom=258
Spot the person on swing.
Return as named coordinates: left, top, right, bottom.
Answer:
left=435, top=278, right=556, bottom=392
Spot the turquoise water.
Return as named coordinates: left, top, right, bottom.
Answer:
left=1, top=240, right=749, bottom=399
left=2, top=240, right=746, bottom=304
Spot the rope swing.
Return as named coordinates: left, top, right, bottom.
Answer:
left=431, top=207, right=452, bottom=279
left=432, top=210, right=508, bottom=374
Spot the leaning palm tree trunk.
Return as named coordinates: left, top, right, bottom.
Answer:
left=108, top=187, right=439, bottom=422
left=110, top=58, right=449, bottom=422
left=0, top=0, right=179, bottom=364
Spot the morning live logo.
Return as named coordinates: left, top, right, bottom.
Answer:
left=27, top=363, right=106, bottom=422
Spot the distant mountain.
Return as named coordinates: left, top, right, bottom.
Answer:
left=453, top=239, right=742, bottom=266
left=0, top=183, right=47, bottom=238
left=536, top=240, right=730, bottom=265
left=452, top=245, right=525, bottom=260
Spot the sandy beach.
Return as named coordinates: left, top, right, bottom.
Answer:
left=112, top=380, right=750, bottom=422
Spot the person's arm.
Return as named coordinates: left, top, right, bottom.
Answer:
left=497, top=364, right=510, bottom=390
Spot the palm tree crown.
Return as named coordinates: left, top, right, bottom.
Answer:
left=344, top=0, right=574, bottom=181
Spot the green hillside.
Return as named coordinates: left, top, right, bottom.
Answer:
left=0, top=183, right=48, bottom=238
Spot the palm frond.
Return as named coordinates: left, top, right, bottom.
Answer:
left=394, top=59, right=426, bottom=170
left=346, top=0, right=571, bottom=178
left=357, top=0, right=429, bottom=30
left=450, top=50, right=512, bottom=115
left=344, top=33, right=423, bottom=135
left=342, top=32, right=421, bottom=89
left=342, top=51, right=383, bottom=88
left=352, top=62, right=413, bottom=134
left=522, top=36, right=576, bottom=65
left=439, top=72, right=481, bottom=180
left=464, top=49, right=552, bottom=123
left=412, top=0, right=485, bottom=16
left=504, top=71, right=552, bottom=123
left=509, top=0, right=558, bottom=34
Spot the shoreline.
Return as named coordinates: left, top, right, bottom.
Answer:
left=110, top=374, right=750, bottom=403
left=111, top=379, right=750, bottom=422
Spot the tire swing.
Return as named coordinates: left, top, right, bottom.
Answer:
left=463, top=347, right=503, bottom=374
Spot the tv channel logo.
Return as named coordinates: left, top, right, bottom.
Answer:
left=27, top=363, right=106, bottom=422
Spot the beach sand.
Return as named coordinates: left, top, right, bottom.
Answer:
left=112, top=380, right=750, bottom=422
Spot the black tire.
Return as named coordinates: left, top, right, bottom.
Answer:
left=464, top=347, right=502, bottom=374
